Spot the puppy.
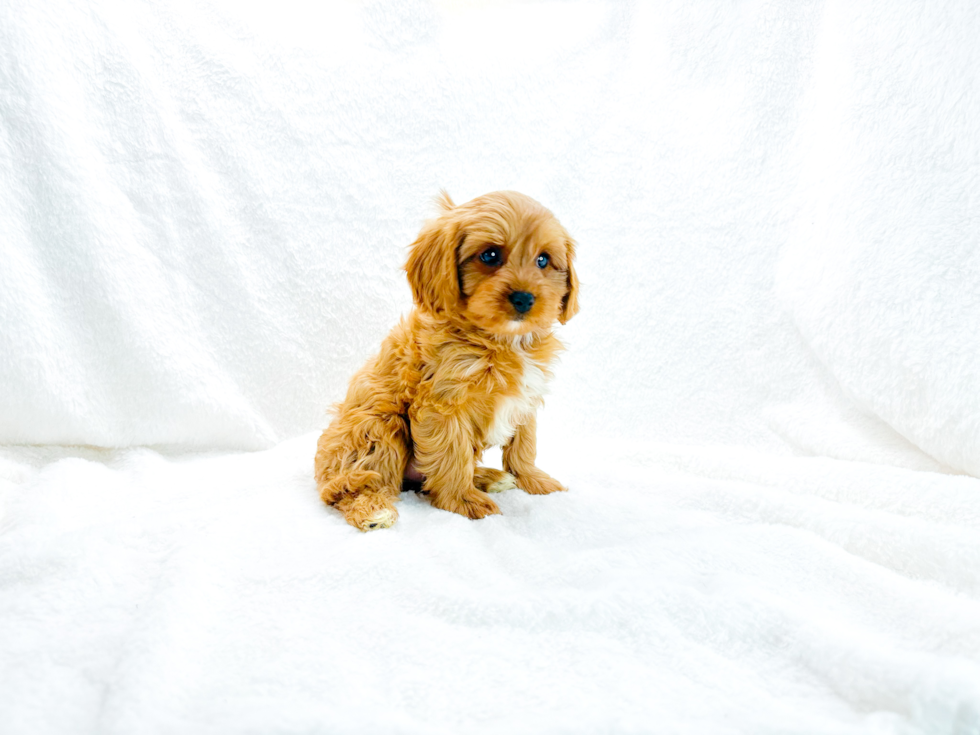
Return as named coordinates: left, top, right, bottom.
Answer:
left=314, top=190, right=579, bottom=531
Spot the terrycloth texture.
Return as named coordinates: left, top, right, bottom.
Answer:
left=2, top=435, right=979, bottom=735
left=777, top=1, right=980, bottom=477
left=3, top=1, right=980, bottom=733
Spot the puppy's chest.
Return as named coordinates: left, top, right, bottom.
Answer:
left=483, top=355, right=549, bottom=447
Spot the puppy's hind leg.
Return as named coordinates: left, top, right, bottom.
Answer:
left=320, top=470, right=399, bottom=531
left=315, top=417, right=409, bottom=532
left=474, top=467, right=518, bottom=494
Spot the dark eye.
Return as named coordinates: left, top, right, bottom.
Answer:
left=536, top=253, right=550, bottom=269
left=479, top=247, right=503, bottom=266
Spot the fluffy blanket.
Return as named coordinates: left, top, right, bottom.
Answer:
left=3, top=437, right=979, bottom=734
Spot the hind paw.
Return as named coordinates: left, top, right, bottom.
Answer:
left=474, top=467, right=518, bottom=494
left=336, top=492, right=399, bottom=532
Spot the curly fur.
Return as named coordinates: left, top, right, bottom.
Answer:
left=314, top=191, right=580, bottom=531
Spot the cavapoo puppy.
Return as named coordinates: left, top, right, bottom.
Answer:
left=315, top=190, right=579, bottom=531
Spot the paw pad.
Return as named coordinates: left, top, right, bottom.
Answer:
left=360, top=507, right=397, bottom=532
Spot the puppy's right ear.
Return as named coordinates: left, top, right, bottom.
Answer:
left=405, top=200, right=461, bottom=314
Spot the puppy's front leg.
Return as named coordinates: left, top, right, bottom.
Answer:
left=413, top=408, right=500, bottom=519
left=503, top=415, right=568, bottom=495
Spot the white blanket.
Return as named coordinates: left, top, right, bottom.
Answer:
left=3, top=436, right=979, bottom=734
left=2, top=0, right=979, bottom=732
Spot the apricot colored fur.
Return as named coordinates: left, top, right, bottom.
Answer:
left=315, top=191, right=579, bottom=531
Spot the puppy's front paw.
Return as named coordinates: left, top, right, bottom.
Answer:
left=516, top=471, right=567, bottom=496
left=431, top=489, right=500, bottom=519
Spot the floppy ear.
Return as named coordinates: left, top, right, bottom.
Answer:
left=405, top=214, right=461, bottom=315
left=559, top=239, right=580, bottom=324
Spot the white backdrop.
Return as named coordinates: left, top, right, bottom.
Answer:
left=2, top=2, right=980, bottom=733
left=3, top=0, right=977, bottom=473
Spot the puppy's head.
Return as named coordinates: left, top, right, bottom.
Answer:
left=405, top=190, right=579, bottom=335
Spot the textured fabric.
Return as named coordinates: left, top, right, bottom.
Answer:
left=2, top=1, right=979, bottom=733
left=1, top=0, right=976, bottom=472
left=2, top=435, right=979, bottom=735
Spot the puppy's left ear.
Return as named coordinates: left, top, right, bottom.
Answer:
left=559, top=238, right=580, bottom=324
left=405, top=213, right=462, bottom=315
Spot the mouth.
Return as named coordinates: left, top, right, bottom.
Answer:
left=503, top=317, right=536, bottom=334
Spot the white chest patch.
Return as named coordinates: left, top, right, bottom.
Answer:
left=484, top=354, right=550, bottom=447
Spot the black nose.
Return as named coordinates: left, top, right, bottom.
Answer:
left=509, top=291, right=535, bottom=314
